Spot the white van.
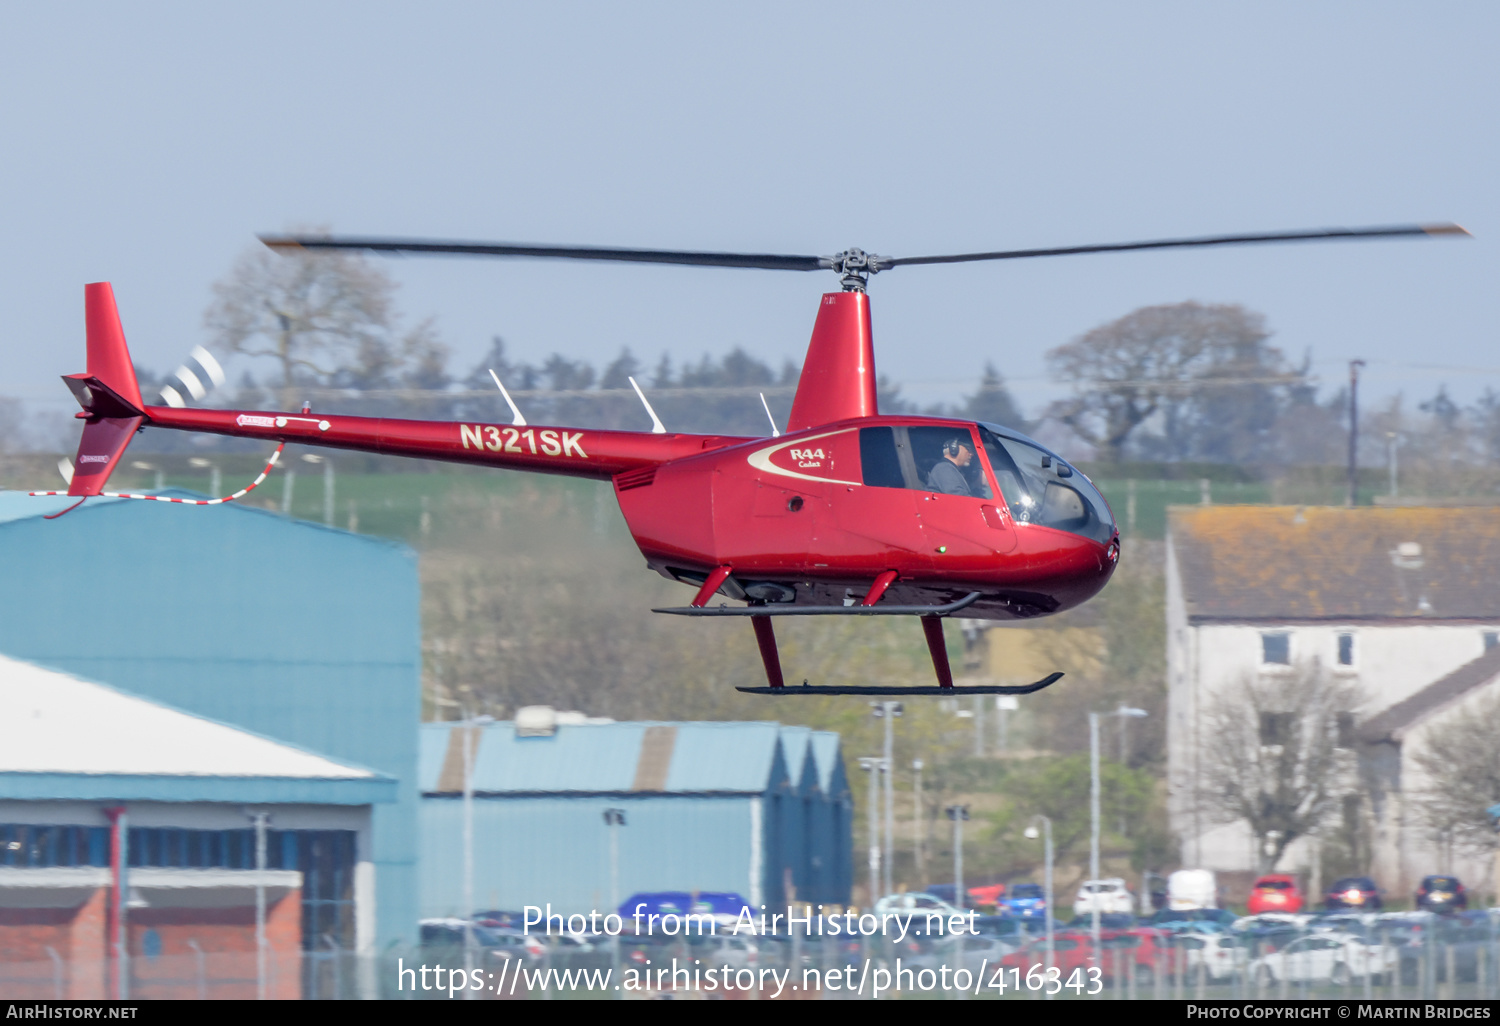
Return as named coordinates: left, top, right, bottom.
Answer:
left=1168, top=869, right=1218, bottom=910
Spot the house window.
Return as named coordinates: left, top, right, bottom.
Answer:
left=1337, top=633, right=1355, bottom=667
left=1261, top=632, right=1290, bottom=665
left=1260, top=712, right=1294, bottom=746
left=1485, top=631, right=1498, bottom=652
left=1336, top=712, right=1357, bottom=748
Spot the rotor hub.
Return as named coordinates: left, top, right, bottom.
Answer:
left=821, top=248, right=892, bottom=292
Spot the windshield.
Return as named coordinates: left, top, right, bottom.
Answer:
left=977, top=425, right=1114, bottom=544
left=1010, top=885, right=1044, bottom=899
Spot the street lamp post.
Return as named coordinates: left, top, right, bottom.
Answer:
left=1088, top=705, right=1148, bottom=951
left=945, top=805, right=969, bottom=909
left=1024, top=816, right=1054, bottom=994
left=459, top=712, right=494, bottom=999
left=872, top=702, right=901, bottom=898
left=1387, top=432, right=1400, bottom=499
left=603, top=808, right=626, bottom=984
left=858, top=758, right=882, bottom=907
left=912, top=759, right=924, bottom=888
left=301, top=453, right=335, bottom=526
left=246, top=809, right=269, bottom=1000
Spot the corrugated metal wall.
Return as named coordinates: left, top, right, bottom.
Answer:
left=418, top=721, right=852, bottom=918
left=422, top=794, right=756, bottom=915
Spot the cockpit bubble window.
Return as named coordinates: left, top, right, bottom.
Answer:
left=977, top=425, right=1115, bottom=544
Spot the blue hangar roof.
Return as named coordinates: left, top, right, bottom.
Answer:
left=420, top=720, right=842, bottom=797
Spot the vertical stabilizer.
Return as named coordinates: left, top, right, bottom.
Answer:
left=84, top=283, right=144, bottom=410
left=785, top=292, right=877, bottom=432
left=65, top=283, right=145, bottom=496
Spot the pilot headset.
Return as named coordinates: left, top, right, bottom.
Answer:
left=944, top=437, right=964, bottom=457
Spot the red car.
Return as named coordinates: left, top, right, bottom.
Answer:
left=968, top=884, right=1006, bottom=909
left=1247, top=875, right=1304, bottom=914
left=1000, top=928, right=1171, bottom=988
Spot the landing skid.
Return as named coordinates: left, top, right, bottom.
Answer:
left=736, top=673, right=1064, bottom=696
left=651, top=591, right=982, bottom=617
left=655, top=573, right=1060, bottom=693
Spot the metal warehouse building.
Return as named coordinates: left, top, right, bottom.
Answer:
left=0, top=652, right=392, bottom=999
left=0, top=491, right=421, bottom=961
left=419, top=713, right=851, bottom=918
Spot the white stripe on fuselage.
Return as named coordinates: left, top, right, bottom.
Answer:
left=745, top=428, right=862, bottom=487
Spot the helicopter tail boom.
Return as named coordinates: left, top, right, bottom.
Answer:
left=142, top=404, right=748, bottom=480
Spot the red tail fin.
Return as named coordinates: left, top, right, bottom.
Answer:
left=785, top=291, right=878, bottom=432
left=64, top=283, right=145, bottom=496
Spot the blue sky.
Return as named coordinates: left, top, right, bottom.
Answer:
left=1, top=3, right=1493, bottom=419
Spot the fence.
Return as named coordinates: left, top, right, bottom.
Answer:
left=5, top=917, right=1496, bottom=999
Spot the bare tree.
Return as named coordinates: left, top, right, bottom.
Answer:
left=1045, top=302, right=1304, bottom=463
left=1410, top=690, right=1500, bottom=854
left=204, top=234, right=442, bottom=410
left=1196, top=663, right=1362, bottom=872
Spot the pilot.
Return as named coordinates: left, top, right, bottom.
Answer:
left=927, top=437, right=974, bottom=496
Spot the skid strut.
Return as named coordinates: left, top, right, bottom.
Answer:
left=657, top=584, right=1063, bottom=695
left=751, top=616, right=784, bottom=689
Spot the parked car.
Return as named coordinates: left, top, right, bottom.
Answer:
left=971, top=914, right=1024, bottom=940
left=1148, top=907, right=1236, bottom=931
left=685, top=934, right=759, bottom=970
left=1168, top=869, right=1218, bottom=910
left=1248, top=930, right=1398, bottom=986
left=1005, top=927, right=1170, bottom=987
left=1324, top=876, right=1383, bottom=912
left=998, top=882, right=1048, bottom=921
left=1247, top=875, right=1304, bottom=915
left=968, top=883, right=1007, bottom=909
left=926, top=883, right=976, bottom=908
left=999, top=934, right=1091, bottom=979
left=873, top=891, right=966, bottom=921
left=911, top=931, right=1022, bottom=973
left=1171, top=931, right=1248, bottom=982
left=1073, top=878, right=1135, bottom=918
left=1081, top=927, right=1175, bottom=986
left=1416, top=875, right=1468, bottom=914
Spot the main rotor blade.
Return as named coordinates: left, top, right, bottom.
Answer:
left=885, top=223, right=1469, bottom=268
left=260, top=235, right=826, bottom=272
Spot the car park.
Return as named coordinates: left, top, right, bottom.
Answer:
left=1247, top=874, right=1304, bottom=914
left=1416, top=875, right=1468, bottom=914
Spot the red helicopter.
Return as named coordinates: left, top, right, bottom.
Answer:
left=44, top=223, right=1466, bottom=695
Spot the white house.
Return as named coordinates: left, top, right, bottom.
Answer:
left=1166, top=505, right=1500, bottom=893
